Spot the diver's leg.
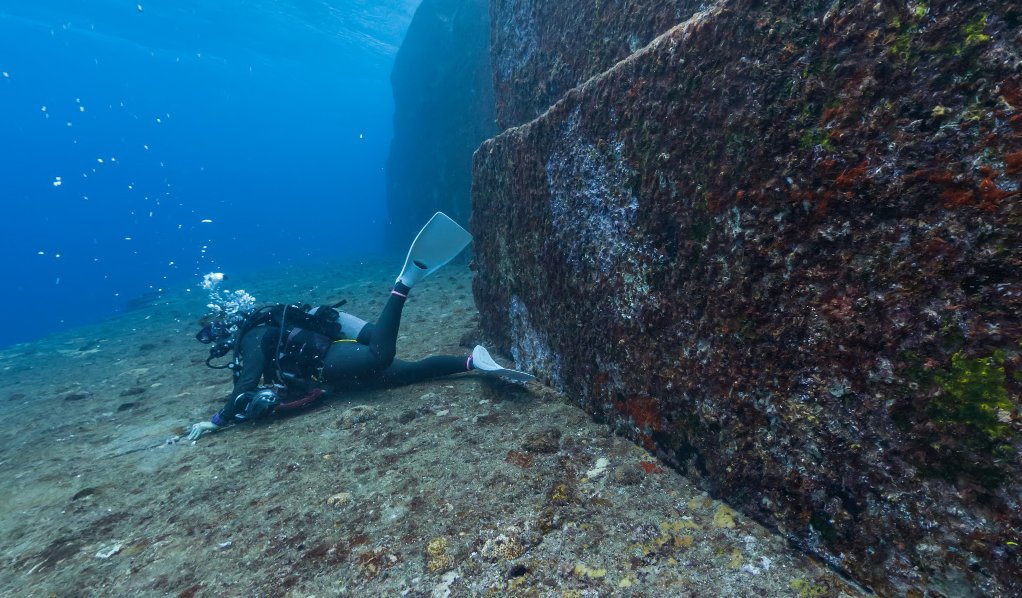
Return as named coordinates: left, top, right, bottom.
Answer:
left=366, top=282, right=412, bottom=367
left=376, top=355, right=472, bottom=387
left=320, top=283, right=410, bottom=382
left=320, top=341, right=382, bottom=382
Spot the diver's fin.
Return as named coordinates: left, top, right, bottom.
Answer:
left=396, top=212, right=473, bottom=288
left=471, top=345, right=537, bottom=383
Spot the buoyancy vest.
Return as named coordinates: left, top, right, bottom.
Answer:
left=265, top=303, right=345, bottom=385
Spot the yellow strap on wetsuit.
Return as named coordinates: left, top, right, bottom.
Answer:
left=313, top=339, right=358, bottom=381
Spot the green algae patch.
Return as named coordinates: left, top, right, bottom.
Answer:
left=916, top=351, right=1018, bottom=487
left=712, top=505, right=738, bottom=529
left=889, top=17, right=920, bottom=62
left=962, top=13, right=991, bottom=48
left=573, top=562, right=607, bottom=579
left=790, top=577, right=830, bottom=598
left=627, top=520, right=698, bottom=561
left=930, top=352, right=1013, bottom=444
left=952, top=12, right=992, bottom=56
left=898, top=349, right=1017, bottom=488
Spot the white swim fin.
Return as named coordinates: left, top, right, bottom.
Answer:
left=471, top=345, right=537, bottom=383
left=396, top=212, right=472, bottom=288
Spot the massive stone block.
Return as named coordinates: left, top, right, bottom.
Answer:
left=473, top=0, right=1022, bottom=594
left=490, top=0, right=705, bottom=128
left=386, top=0, right=495, bottom=244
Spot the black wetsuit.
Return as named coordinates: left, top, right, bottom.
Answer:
left=210, top=283, right=470, bottom=425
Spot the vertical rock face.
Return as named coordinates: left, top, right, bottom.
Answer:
left=473, top=0, right=1022, bottom=594
left=386, top=0, right=495, bottom=244
left=490, top=0, right=706, bottom=129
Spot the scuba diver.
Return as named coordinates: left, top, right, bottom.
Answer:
left=186, top=213, right=533, bottom=441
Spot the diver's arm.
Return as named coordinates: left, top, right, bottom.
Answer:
left=187, top=398, right=236, bottom=440
left=187, top=420, right=221, bottom=440
left=233, top=327, right=276, bottom=391
left=189, top=327, right=273, bottom=441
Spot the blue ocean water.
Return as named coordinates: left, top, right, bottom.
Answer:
left=0, top=1, right=419, bottom=348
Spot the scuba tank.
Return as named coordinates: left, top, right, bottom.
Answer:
left=197, top=299, right=348, bottom=381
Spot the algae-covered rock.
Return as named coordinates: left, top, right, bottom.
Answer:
left=473, top=0, right=1022, bottom=594
left=490, top=0, right=706, bottom=128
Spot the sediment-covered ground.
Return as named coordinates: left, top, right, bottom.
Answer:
left=0, top=260, right=861, bottom=597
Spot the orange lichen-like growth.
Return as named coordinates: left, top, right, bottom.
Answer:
left=977, top=178, right=1018, bottom=212
left=941, top=188, right=977, bottom=209
left=505, top=450, right=534, bottom=468
left=639, top=461, right=665, bottom=474
left=1001, top=81, right=1022, bottom=109
left=821, top=105, right=841, bottom=124
left=617, top=396, right=665, bottom=433
left=816, top=191, right=833, bottom=218
left=1005, top=150, right=1022, bottom=175
left=977, top=165, right=999, bottom=178
left=835, top=161, right=868, bottom=189
left=705, top=192, right=723, bottom=214
left=924, top=170, right=957, bottom=186
left=615, top=396, right=666, bottom=454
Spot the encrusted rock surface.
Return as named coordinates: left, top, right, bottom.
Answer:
left=386, top=0, right=495, bottom=243
left=473, top=0, right=1022, bottom=594
left=490, top=0, right=705, bottom=128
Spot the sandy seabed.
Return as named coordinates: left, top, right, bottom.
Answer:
left=0, top=259, right=865, bottom=597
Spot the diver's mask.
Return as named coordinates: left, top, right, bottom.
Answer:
left=196, top=320, right=234, bottom=360
left=196, top=320, right=232, bottom=344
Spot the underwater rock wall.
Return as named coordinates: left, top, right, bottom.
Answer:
left=472, top=0, right=1022, bottom=594
left=385, top=0, right=495, bottom=244
left=490, top=0, right=705, bottom=129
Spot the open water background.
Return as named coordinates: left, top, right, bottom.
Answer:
left=0, top=0, right=420, bottom=347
